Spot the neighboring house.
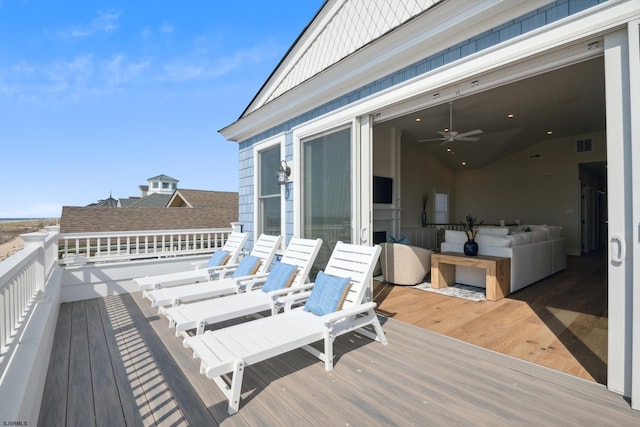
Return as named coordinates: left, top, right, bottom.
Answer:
left=219, top=0, right=639, bottom=409
left=65, top=174, right=239, bottom=233
left=145, top=174, right=179, bottom=196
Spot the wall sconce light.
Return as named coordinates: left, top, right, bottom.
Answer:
left=276, top=160, right=291, bottom=185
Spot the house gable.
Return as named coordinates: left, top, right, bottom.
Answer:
left=245, top=0, right=441, bottom=116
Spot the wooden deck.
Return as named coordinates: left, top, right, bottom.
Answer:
left=38, top=275, right=639, bottom=426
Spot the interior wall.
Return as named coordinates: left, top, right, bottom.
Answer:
left=401, top=139, right=455, bottom=227
left=454, top=131, right=606, bottom=255
left=372, top=125, right=401, bottom=238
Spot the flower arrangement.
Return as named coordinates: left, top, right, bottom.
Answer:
left=463, top=214, right=483, bottom=240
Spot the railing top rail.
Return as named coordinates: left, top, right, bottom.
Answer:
left=59, top=227, right=233, bottom=239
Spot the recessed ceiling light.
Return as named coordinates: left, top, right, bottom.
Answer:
left=446, top=147, right=453, bottom=152
left=415, top=118, right=421, bottom=122
left=444, top=127, right=449, bottom=132
left=507, top=114, right=514, bottom=118
left=461, top=161, right=467, bottom=166
left=547, top=130, right=553, bottom=135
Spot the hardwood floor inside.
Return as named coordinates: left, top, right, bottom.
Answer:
left=373, top=249, right=608, bottom=383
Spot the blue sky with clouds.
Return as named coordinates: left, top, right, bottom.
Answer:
left=0, top=1, right=324, bottom=218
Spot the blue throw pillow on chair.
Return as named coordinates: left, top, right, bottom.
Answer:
left=232, top=255, right=262, bottom=279
left=261, top=262, right=298, bottom=293
left=207, top=250, right=230, bottom=268
left=303, top=271, right=352, bottom=316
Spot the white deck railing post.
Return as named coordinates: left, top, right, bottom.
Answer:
left=21, top=232, right=47, bottom=294
left=44, top=226, right=60, bottom=278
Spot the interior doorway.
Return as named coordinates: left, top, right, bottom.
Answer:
left=580, top=161, right=608, bottom=253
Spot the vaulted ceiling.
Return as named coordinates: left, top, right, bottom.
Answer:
left=377, top=56, right=605, bottom=172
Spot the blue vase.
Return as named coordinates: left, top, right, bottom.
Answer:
left=464, top=239, right=478, bottom=256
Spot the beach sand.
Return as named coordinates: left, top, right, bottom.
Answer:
left=0, top=219, right=59, bottom=261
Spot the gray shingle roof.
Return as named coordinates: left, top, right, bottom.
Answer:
left=126, top=193, right=173, bottom=208
left=168, top=190, right=238, bottom=208
left=147, top=174, right=178, bottom=182
left=60, top=205, right=238, bottom=233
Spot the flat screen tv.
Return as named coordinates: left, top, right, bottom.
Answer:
left=373, top=176, right=393, bottom=204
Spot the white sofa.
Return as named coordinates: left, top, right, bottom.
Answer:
left=440, top=225, right=567, bottom=293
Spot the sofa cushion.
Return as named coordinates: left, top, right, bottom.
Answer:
left=529, top=229, right=547, bottom=243
left=444, top=230, right=467, bottom=244
left=547, top=225, right=563, bottom=239
left=476, top=234, right=511, bottom=248
left=507, top=232, right=531, bottom=246
left=477, top=226, right=509, bottom=236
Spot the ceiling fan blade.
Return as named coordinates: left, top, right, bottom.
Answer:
left=455, top=136, right=480, bottom=142
left=457, top=129, right=483, bottom=138
left=418, top=137, right=446, bottom=142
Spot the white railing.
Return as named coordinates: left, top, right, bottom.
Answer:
left=58, top=227, right=235, bottom=264
left=0, top=227, right=59, bottom=373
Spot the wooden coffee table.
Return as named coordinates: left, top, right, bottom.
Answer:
left=431, top=252, right=511, bottom=301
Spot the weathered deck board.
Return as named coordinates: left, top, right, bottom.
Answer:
left=67, top=301, right=96, bottom=426
left=39, top=290, right=640, bottom=426
left=86, top=299, right=126, bottom=427
left=38, top=303, right=72, bottom=427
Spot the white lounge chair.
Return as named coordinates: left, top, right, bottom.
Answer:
left=134, top=231, right=249, bottom=291
left=183, top=242, right=387, bottom=414
left=160, top=237, right=323, bottom=336
left=143, top=234, right=282, bottom=308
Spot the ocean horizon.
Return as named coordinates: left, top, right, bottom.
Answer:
left=0, top=218, right=57, bottom=223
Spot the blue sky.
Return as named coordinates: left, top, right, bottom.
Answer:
left=0, top=1, right=324, bottom=218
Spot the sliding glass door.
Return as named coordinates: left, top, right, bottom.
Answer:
left=302, top=127, right=352, bottom=272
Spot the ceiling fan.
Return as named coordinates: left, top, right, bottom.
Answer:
left=419, top=101, right=483, bottom=146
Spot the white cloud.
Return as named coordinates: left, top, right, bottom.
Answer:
left=106, top=54, right=150, bottom=86
left=160, top=41, right=282, bottom=82
left=160, top=23, right=174, bottom=34
left=65, top=10, right=121, bottom=39
left=163, top=63, right=204, bottom=81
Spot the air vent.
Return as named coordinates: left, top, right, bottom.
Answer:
left=577, top=139, right=592, bottom=152
left=529, top=153, right=541, bottom=159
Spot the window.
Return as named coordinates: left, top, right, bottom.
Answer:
left=162, top=182, right=169, bottom=189
left=258, top=145, right=281, bottom=236
left=152, top=182, right=159, bottom=188
left=434, top=192, right=449, bottom=224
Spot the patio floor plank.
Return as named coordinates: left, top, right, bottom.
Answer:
left=37, top=302, right=72, bottom=427
left=39, top=290, right=640, bottom=426
left=67, top=301, right=96, bottom=427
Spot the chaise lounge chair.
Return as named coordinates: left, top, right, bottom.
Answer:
left=134, top=231, right=249, bottom=291
left=183, top=241, right=387, bottom=414
left=160, top=237, right=323, bottom=337
left=143, top=234, right=282, bottom=308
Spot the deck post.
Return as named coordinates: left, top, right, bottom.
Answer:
left=21, top=232, right=48, bottom=294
